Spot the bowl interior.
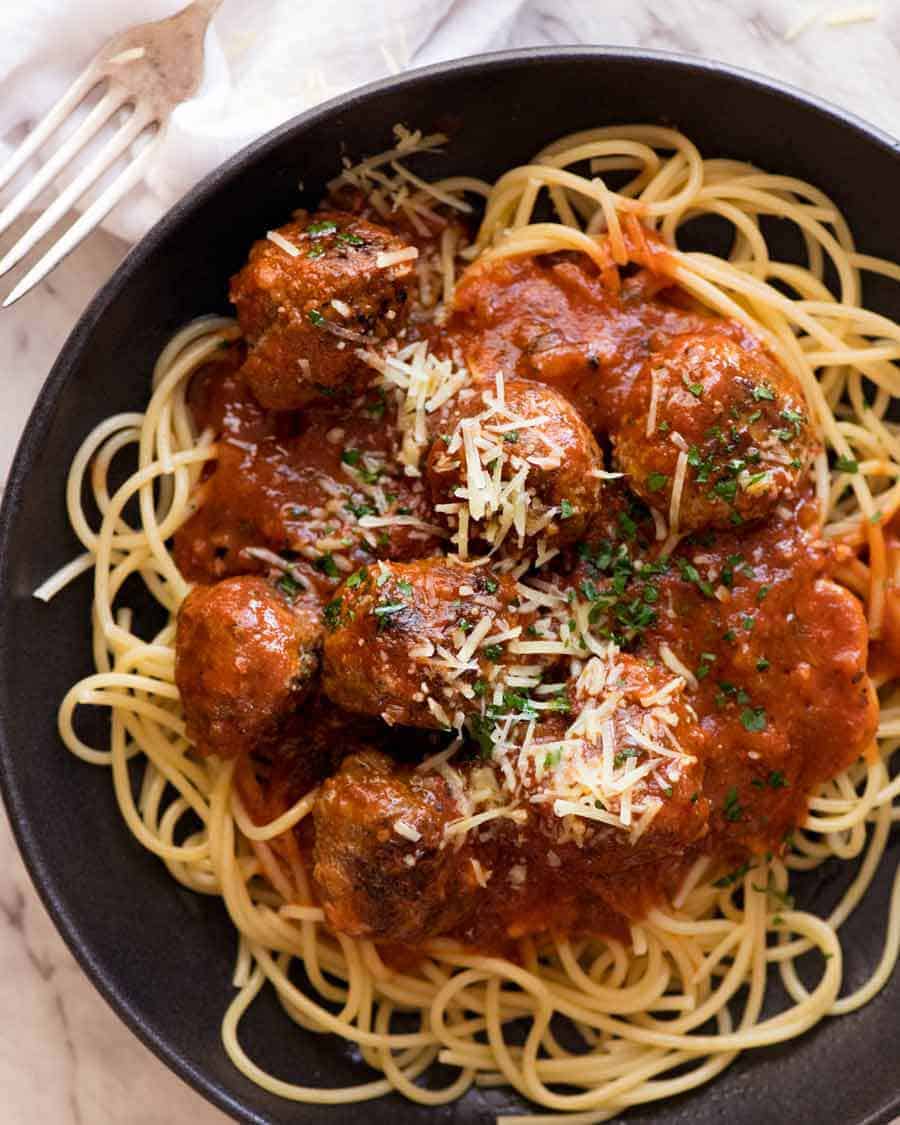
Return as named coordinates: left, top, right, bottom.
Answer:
left=0, top=49, right=898, bottom=1125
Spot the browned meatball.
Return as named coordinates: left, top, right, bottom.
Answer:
left=425, top=378, right=604, bottom=553
left=230, top=210, right=415, bottom=410
left=311, top=654, right=711, bottom=946
left=313, top=750, right=473, bottom=941
left=175, top=576, right=321, bottom=758
left=322, top=558, right=550, bottom=729
left=613, top=333, right=815, bottom=534
left=551, top=652, right=710, bottom=859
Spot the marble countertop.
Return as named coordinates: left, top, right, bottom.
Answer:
left=1, top=4, right=899, bottom=1123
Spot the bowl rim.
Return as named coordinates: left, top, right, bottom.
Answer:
left=1, top=43, right=898, bottom=1125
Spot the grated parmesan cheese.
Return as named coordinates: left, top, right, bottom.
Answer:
left=669, top=450, right=689, bottom=533
left=266, top=230, right=300, bottom=257
left=376, top=246, right=420, bottom=269
left=394, top=820, right=421, bottom=842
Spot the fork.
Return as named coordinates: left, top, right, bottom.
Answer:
left=0, top=0, right=221, bottom=307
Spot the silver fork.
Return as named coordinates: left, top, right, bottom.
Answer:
left=0, top=0, right=221, bottom=307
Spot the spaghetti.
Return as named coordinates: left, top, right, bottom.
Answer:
left=44, top=126, right=900, bottom=1121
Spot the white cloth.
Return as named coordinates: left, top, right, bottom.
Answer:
left=2, top=2, right=898, bottom=245
left=0, top=0, right=524, bottom=242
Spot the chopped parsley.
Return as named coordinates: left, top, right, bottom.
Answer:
left=307, top=308, right=326, bottom=327
left=577, top=535, right=668, bottom=648
left=276, top=573, right=303, bottom=600
left=469, top=713, right=496, bottom=759
left=697, top=652, right=717, bottom=679
left=500, top=691, right=538, bottom=719
left=678, top=559, right=715, bottom=598
left=548, top=694, right=572, bottom=714
left=723, top=787, right=744, bottom=822
left=646, top=471, right=669, bottom=492
left=503, top=430, right=520, bottom=443
left=366, top=390, right=387, bottom=418
left=373, top=602, right=405, bottom=631
left=306, top=244, right=326, bottom=259
left=740, top=706, right=767, bottom=732
left=721, top=553, right=743, bottom=590
left=618, top=511, right=638, bottom=540
left=756, top=657, right=770, bottom=672
left=346, top=568, right=368, bottom=589
left=682, top=372, right=704, bottom=397
left=751, top=383, right=775, bottom=402
left=560, top=498, right=575, bottom=519
left=781, top=407, right=804, bottom=428
left=315, top=553, right=340, bottom=578
left=323, top=598, right=343, bottom=631
left=834, top=456, right=859, bottom=474
left=483, top=644, right=503, bottom=662
left=336, top=231, right=365, bottom=246
left=307, top=219, right=338, bottom=236
left=711, top=478, right=738, bottom=504
left=688, top=445, right=713, bottom=483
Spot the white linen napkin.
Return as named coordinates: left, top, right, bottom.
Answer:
left=0, top=0, right=524, bottom=242
left=1, top=2, right=896, bottom=246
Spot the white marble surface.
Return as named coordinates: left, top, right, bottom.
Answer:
left=1, top=3, right=899, bottom=1123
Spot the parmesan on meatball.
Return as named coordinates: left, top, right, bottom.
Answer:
left=230, top=210, right=414, bottom=410
left=426, top=378, right=604, bottom=554
left=322, top=558, right=550, bottom=729
left=613, top=333, right=815, bottom=533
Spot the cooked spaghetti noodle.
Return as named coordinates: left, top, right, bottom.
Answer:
left=44, top=126, right=900, bottom=1121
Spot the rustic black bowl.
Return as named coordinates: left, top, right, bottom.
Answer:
left=0, top=47, right=898, bottom=1125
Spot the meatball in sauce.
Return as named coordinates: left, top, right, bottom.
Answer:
left=231, top=210, right=415, bottom=410
left=171, top=200, right=877, bottom=954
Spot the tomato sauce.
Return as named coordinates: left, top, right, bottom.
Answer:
left=177, top=211, right=879, bottom=950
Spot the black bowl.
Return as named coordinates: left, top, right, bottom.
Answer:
left=1, top=47, right=898, bottom=1125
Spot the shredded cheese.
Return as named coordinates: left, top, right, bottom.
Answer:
left=376, top=247, right=419, bottom=268
left=658, top=643, right=697, bottom=691
left=394, top=820, right=421, bottom=842
left=669, top=450, right=689, bottom=533
left=266, top=230, right=300, bottom=257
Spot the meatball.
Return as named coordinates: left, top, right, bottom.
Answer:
left=311, top=654, right=711, bottom=946
left=425, top=378, right=604, bottom=553
left=322, top=558, right=548, bottom=729
left=313, top=750, right=473, bottom=941
left=175, top=576, right=321, bottom=758
left=230, top=210, right=415, bottom=410
left=614, top=333, right=815, bottom=533
left=554, top=652, right=710, bottom=862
